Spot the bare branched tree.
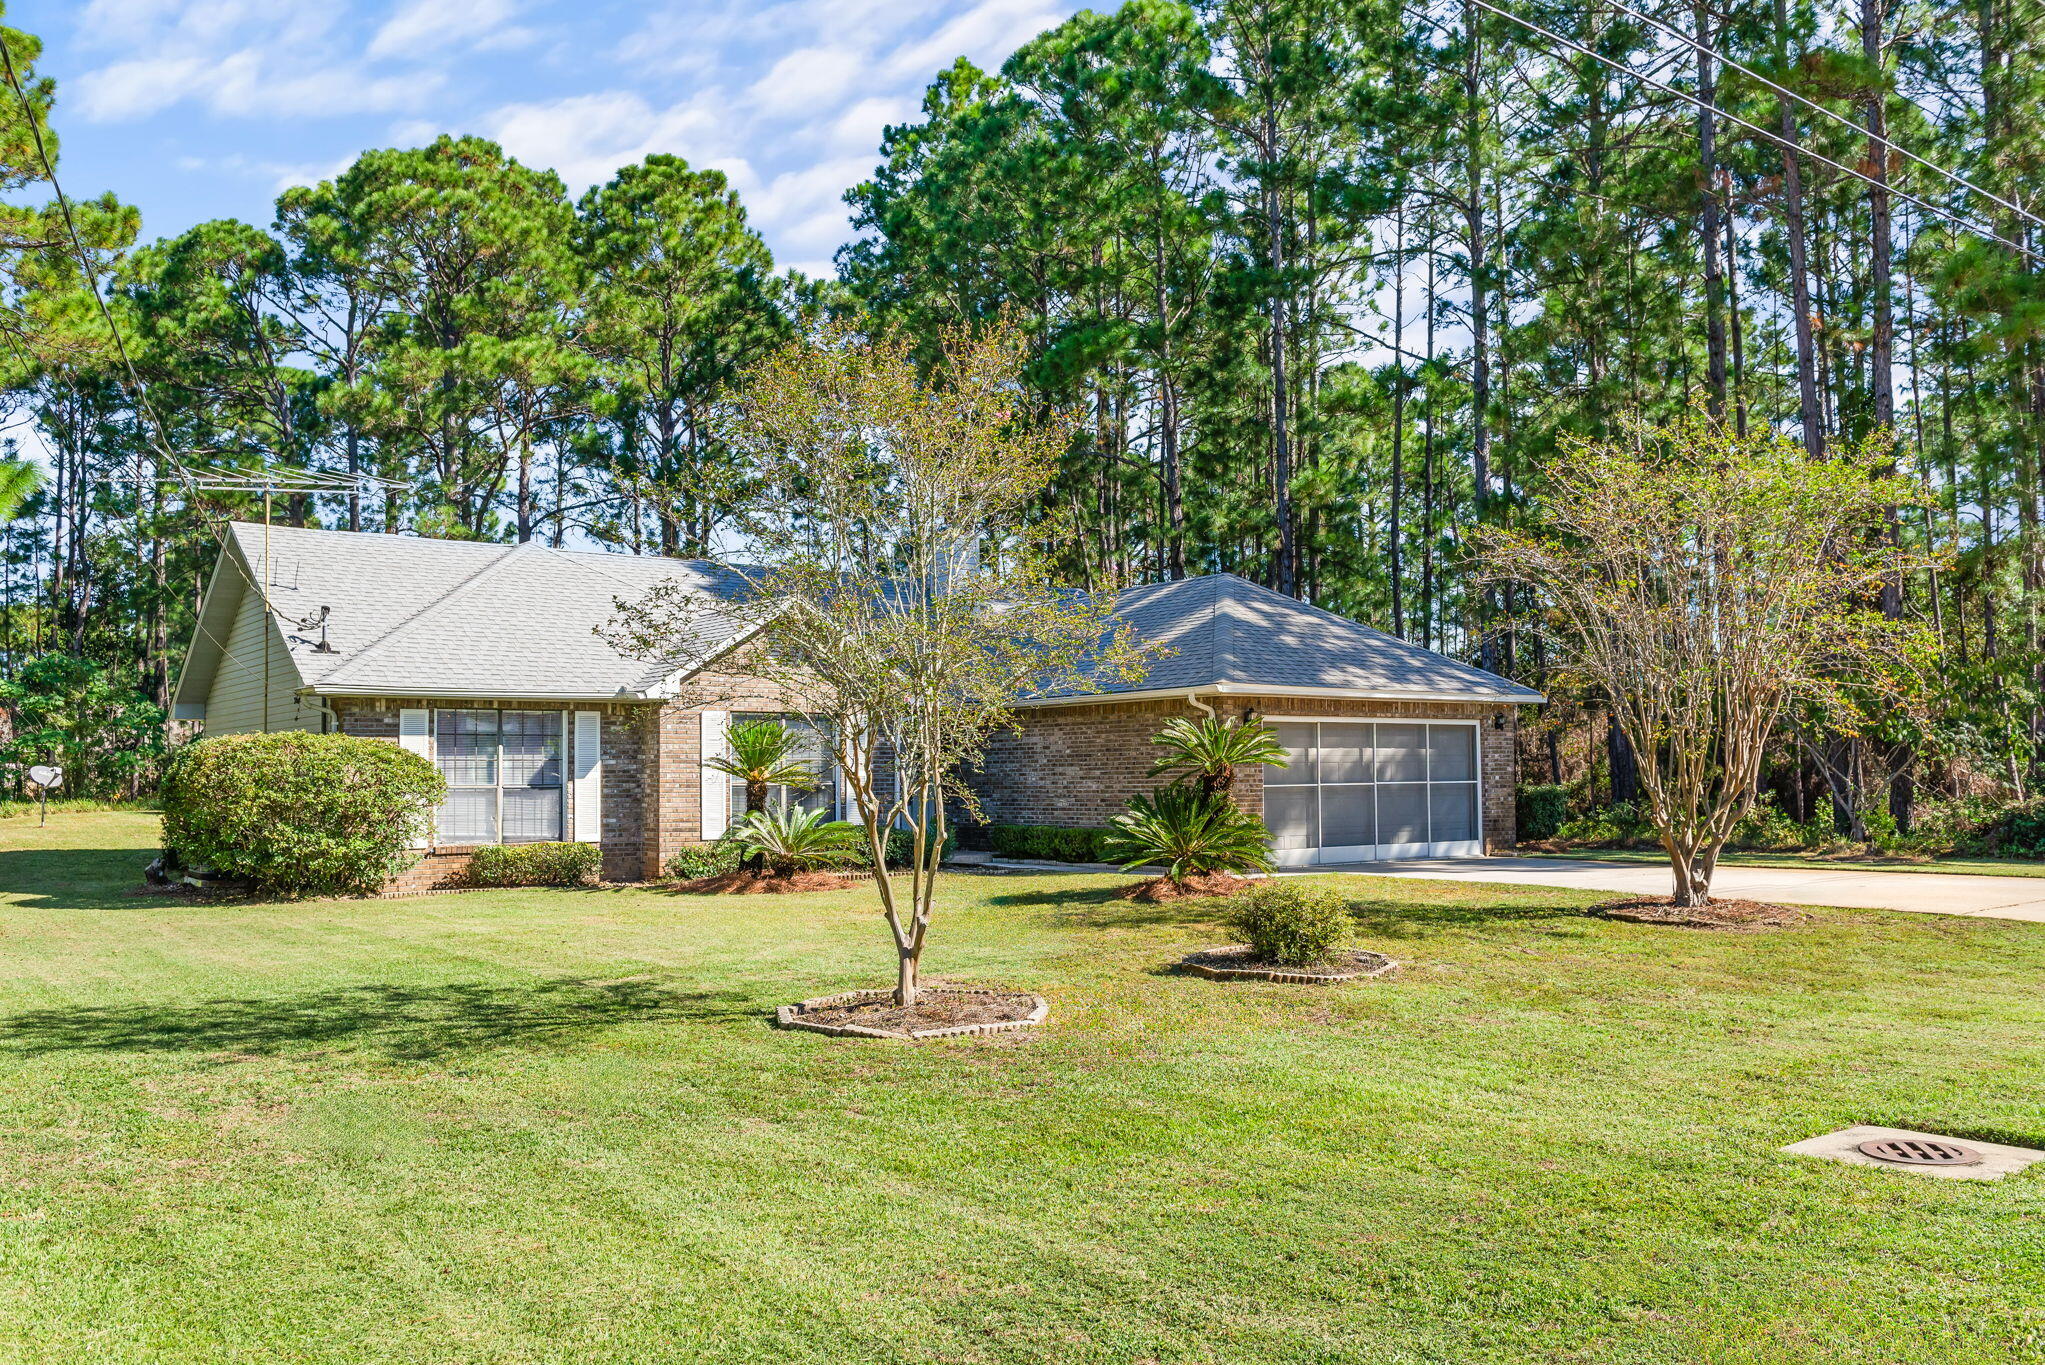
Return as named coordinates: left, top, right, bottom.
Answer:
left=1479, top=413, right=1932, bottom=906
left=607, top=316, right=1151, bottom=1003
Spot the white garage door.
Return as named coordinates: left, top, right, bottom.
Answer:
left=1264, top=720, right=1484, bottom=866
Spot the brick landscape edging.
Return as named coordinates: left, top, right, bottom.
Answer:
left=1176, top=945, right=1397, bottom=984
left=774, top=987, right=1050, bottom=1040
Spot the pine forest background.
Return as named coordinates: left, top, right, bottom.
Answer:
left=1, top=0, right=2041, bottom=841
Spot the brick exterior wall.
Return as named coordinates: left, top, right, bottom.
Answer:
left=969, top=694, right=1523, bottom=853
left=330, top=672, right=804, bottom=888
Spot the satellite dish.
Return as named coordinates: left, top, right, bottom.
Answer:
left=26, top=764, right=62, bottom=790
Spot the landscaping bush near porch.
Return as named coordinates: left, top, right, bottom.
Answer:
left=986, top=822, right=1112, bottom=863
left=161, top=731, right=444, bottom=896
left=469, top=842, right=602, bottom=888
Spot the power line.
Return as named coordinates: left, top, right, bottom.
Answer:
left=1450, top=0, right=2040, bottom=264
left=1598, top=0, right=2045, bottom=235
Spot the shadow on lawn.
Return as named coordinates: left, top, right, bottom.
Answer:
left=0, top=847, right=157, bottom=911
left=0, top=976, right=754, bottom=1062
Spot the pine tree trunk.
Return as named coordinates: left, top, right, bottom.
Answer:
left=1775, top=0, right=1826, bottom=458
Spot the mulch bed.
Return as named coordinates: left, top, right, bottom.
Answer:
left=674, top=870, right=863, bottom=895
left=776, top=986, right=1047, bottom=1040
left=1120, top=872, right=1258, bottom=901
left=1176, top=944, right=1397, bottom=984
left=1595, top=895, right=1810, bottom=930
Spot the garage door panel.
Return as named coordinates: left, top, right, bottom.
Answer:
left=1318, top=724, right=1373, bottom=783
left=1376, top=782, right=1428, bottom=844
left=1270, top=723, right=1317, bottom=785
left=1374, top=724, right=1427, bottom=782
left=1266, top=785, right=1318, bottom=849
left=1320, top=784, right=1374, bottom=847
left=1429, top=781, right=1478, bottom=842
left=1429, top=725, right=1476, bottom=781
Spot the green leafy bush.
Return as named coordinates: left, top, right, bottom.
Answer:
left=161, top=731, right=445, bottom=897
left=1554, top=801, right=1658, bottom=849
left=795, top=824, right=961, bottom=871
left=1515, top=784, right=1570, bottom=841
left=1726, top=798, right=1810, bottom=852
left=469, top=842, right=602, bottom=887
left=987, top=823, right=1114, bottom=863
left=1956, top=797, right=2045, bottom=858
left=1227, top=882, right=1353, bottom=965
left=728, top=806, right=861, bottom=874
left=1101, top=785, right=1275, bottom=880
left=665, top=838, right=744, bottom=881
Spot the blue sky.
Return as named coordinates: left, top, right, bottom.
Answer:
left=10, top=0, right=1084, bottom=278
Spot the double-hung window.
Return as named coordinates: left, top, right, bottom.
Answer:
left=433, top=708, right=564, bottom=844
left=727, top=713, right=838, bottom=821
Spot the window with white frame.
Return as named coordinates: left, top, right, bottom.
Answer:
left=727, top=713, right=837, bottom=822
left=433, top=708, right=564, bottom=844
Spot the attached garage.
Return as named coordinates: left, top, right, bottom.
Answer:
left=1264, top=719, right=1484, bottom=866
left=972, top=574, right=1543, bottom=857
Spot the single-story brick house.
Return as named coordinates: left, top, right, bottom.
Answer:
left=173, top=523, right=1541, bottom=889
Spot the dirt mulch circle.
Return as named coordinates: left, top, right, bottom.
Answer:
left=1176, top=944, right=1397, bottom=984
left=1120, top=872, right=1258, bottom=901
left=1595, top=895, right=1810, bottom=930
left=673, top=870, right=863, bottom=895
left=777, top=985, right=1048, bottom=1040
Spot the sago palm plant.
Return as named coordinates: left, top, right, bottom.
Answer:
left=1102, top=784, right=1275, bottom=883
left=727, top=806, right=860, bottom=877
left=706, top=719, right=818, bottom=815
left=1147, top=715, right=1286, bottom=798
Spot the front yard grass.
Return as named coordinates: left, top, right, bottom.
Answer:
left=2, top=811, right=2042, bottom=1364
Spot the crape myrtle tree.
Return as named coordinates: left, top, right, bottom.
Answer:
left=607, top=317, right=1150, bottom=1005
left=1478, top=413, right=1930, bottom=906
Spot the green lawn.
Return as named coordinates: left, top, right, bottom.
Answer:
left=2, top=813, right=2043, bottom=1365
left=1527, top=846, right=2045, bottom=879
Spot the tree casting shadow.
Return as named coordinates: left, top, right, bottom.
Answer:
left=0, top=846, right=159, bottom=911
left=0, top=975, right=755, bottom=1062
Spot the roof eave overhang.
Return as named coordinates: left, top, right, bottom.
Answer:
left=1011, top=681, right=1546, bottom=709
left=305, top=685, right=654, bottom=703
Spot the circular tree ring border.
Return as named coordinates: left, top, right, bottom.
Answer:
left=1176, top=945, right=1397, bottom=984
left=774, top=986, right=1049, bottom=1041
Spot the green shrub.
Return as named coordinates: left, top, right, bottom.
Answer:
left=1957, top=797, right=2045, bottom=858
left=987, top=823, right=1113, bottom=862
left=1101, top=785, right=1275, bottom=880
left=1227, top=882, right=1353, bottom=965
left=1515, top=784, right=1570, bottom=841
left=1726, top=798, right=1808, bottom=852
left=469, top=842, right=602, bottom=887
left=728, top=806, right=861, bottom=874
left=665, top=838, right=743, bottom=881
left=161, top=731, right=445, bottom=897
left=1554, top=801, right=1658, bottom=849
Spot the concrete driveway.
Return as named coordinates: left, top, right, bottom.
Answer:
left=1309, top=856, right=2045, bottom=924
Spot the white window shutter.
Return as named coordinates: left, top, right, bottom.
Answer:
left=399, top=708, right=433, bottom=849
left=572, top=710, right=603, bottom=843
left=699, top=710, right=729, bottom=841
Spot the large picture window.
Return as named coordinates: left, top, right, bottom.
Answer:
left=433, top=708, right=564, bottom=845
left=727, top=713, right=837, bottom=822
left=1264, top=720, right=1481, bottom=864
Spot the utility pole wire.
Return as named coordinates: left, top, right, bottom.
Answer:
left=1598, top=0, right=2045, bottom=234
left=1446, top=0, right=2040, bottom=264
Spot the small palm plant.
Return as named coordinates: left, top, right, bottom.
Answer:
left=1147, top=715, right=1286, bottom=798
left=706, top=719, right=819, bottom=816
left=1102, top=784, right=1275, bottom=884
left=726, top=806, right=860, bottom=877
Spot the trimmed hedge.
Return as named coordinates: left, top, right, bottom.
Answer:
left=987, top=823, right=1114, bottom=863
left=470, top=842, right=602, bottom=887
left=1227, top=882, right=1353, bottom=965
left=666, top=839, right=743, bottom=881
left=161, top=731, right=445, bottom=897
left=1516, top=784, right=1570, bottom=841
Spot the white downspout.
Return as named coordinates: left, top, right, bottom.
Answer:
left=1185, top=690, right=1216, bottom=720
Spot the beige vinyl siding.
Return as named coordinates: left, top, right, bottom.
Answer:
left=202, top=584, right=313, bottom=734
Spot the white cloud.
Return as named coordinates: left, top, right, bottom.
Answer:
left=882, top=0, right=1067, bottom=81
left=368, top=0, right=534, bottom=61
left=746, top=45, right=863, bottom=118
left=484, top=89, right=725, bottom=191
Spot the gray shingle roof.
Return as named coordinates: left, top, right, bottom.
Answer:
left=215, top=522, right=753, bottom=700
left=1040, top=573, right=1542, bottom=704
left=184, top=528, right=1539, bottom=706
